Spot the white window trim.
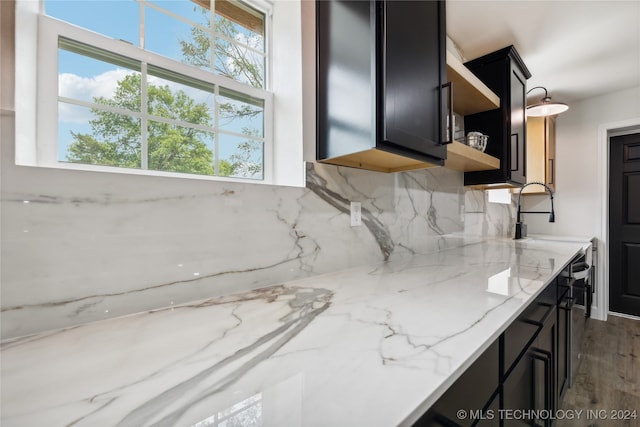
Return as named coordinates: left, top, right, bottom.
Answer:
left=15, top=0, right=305, bottom=187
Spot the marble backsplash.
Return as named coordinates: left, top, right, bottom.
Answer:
left=1, top=162, right=515, bottom=339
left=464, top=189, right=516, bottom=238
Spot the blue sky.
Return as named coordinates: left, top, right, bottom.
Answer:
left=48, top=0, right=264, bottom=175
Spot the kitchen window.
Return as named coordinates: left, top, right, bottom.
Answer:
left=45, top=0, right=270, bottom=180
left=20, top=0, right=297, bottom=183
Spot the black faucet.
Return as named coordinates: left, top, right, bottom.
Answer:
left=514, top=182, right=555, bottom=239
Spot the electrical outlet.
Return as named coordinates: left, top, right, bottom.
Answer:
left=350, top=202, right=362, bottom=226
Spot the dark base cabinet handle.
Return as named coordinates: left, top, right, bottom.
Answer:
left=559, top=297, right=574, bottom=311
left=522, top=302, right=555, bottom=329
left=531, top=348, right=554, bottom=427
left=585, top=282, right=592, bottom=318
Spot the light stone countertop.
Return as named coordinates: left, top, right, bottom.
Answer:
left=0, top=237, right=591, bottom=427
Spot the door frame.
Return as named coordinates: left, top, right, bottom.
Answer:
left=598, top=118, right=640, bottom=321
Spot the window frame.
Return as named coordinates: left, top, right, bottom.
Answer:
left=34, top=0, right=276, bottom=184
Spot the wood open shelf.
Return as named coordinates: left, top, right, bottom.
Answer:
left=446, top=51, right=500, bottom=116
left=445, top=140, right=500, bottom=172
left=444, top=52, right=500, bottom=174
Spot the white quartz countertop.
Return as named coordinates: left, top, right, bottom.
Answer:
left=0, top=237, right=591, bottom=427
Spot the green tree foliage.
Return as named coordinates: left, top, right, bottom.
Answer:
left=67, top=74, right=234, bottom=175
left=179, top=12, right=264, bottom=89
left=179, top=7, right=264, bottom=128
left=66, top=5, right=265, bottom=178
left=178, top=8, right=265, bottom=176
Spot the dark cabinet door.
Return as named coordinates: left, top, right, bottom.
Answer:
left=415, top=339, right=499, bottom=427
left=316, top=0, right=448, bottom=169
left=316, top=0, right=375, bottom=161
left=503, top=299, right=556, bottom=427
left=531, top=304, right=557, bottom=426
left=557, top=284, right=571, bottom=400
left=381, top=0, right=448, bottom=159
left=509, top=63, right=527, bottom=184
left=503, top=346, right=534, bottom=426
left=463, top=45, right=531, bottom=186
left=476, top=393, right=500, bottom=427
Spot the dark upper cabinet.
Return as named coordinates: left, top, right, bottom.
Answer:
left=463, top=45, right=531, bottom=186
left=316, top=0, right=449, bottom=173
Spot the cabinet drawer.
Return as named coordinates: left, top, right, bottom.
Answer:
left=417, top=339, right=499, bottom=426
left=503, top=284, right=556, bottom=377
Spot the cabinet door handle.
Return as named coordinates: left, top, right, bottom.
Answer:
left=523, top=302, right=555, bottom=327
left=585, top=282, right=592, bottom=318
left=440, top=81, right=453, bottom=145
left=531, top=348, right=554, bottom=426
left=560, top=296, right=574, bottom=311
left=511, top=134, right=519, bottom=171
left=559, top=276, right=576, bottom=288
left=548, top=158, right=555, bottom=185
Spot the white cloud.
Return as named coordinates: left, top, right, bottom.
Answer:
left=59, top=68, right=135, bottom=102
left=58, top=102, right=92, bottom=125
left=58, top=68, right=136, bottom=123
left=58, top=67, right=217, bottom=123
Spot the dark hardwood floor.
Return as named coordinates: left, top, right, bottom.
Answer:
left=557, top=314, right=640, bottom=427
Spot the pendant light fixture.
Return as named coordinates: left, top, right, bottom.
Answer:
left=526, top=86, right=569, bottom=117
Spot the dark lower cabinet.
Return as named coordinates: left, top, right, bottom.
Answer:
left=503, top=345, right=534, bottom=426
left=503, top=294, right=557, bottom=427
left=477, top=393, right=500, bottom=427
left=416, top=278, right=565, bottom=427
left=503, top=327, right=556, bottom=427
left=556, top=283, right=571, bottom=401
left=531, top=304, right=557, bottom=427
left=416, top=339, right=500, bottom=427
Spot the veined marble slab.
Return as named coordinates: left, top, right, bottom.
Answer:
left=1, top=238, right=589, bottom=427
left=1, top=161, right=469, bottom=339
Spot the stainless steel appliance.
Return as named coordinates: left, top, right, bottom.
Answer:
left=560, top=240, right=596, bottom=388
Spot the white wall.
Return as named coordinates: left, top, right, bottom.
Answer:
left=524, top=86, right=640, bottom=237
left=524, top=85, right=640, bottom=320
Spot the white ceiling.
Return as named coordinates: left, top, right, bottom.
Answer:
left=446, top=0, right=640, bottom=106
